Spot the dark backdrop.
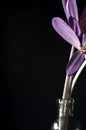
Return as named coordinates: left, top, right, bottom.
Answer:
left=0, top=0, right=86, bottom=130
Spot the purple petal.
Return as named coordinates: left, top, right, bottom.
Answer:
left=82, top=33, right=86, bottom=46
left=85, top=55, right=86, bottom=59
left=68, top=0, right=79, bottom=21
left=80, top=6, right=86, bottom=33
left=52, top=17, right=81, bottom=50
left=66, top=51, right=85, bottom=76
left=69, top=17, right=81, bottom=36
left=62, top=0, right=70, bottom=20
left=62, top=0, right=78, bottom=21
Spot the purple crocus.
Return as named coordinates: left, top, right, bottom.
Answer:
left=52, top=17, right=86, bottom=76
left=52, top=0, right=86, bottom=76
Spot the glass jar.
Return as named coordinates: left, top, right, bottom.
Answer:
left=51, top=98, right=81, bottom=130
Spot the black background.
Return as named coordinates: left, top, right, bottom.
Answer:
left=1, top=0, right=86, bottom=130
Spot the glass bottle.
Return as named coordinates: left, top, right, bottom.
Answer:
left=51, top=98, right=81, bottom=130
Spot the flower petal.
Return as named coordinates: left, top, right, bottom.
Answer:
left=82, top=33, right=86, bottom=46
left=62, top=0, right=70, bottom=20
left=52, top=17, right=81, bottom=50
left=66, top=51, right=85, bottom=76
left=62, top=0, right=78, bottom=21
left=85, top=54, right=86, bottom=59
left=69, top=17, right=81, bottom=36
left=68, top=0, right=79, bottom=21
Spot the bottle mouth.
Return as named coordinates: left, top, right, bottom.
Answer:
left=56, top=98, right=74, bottom=117
left=56, top=98, right=74, bottom=104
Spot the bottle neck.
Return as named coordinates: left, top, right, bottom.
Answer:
left=56, top=98, right=74, bottom=117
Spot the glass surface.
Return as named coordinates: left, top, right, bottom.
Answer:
left=51, top=99, right=81, bottom=130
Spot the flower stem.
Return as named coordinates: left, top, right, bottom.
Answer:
left=62, top=46, right=75, bottom=99
left=62, top=76, right=71, bottom=99
left=71, top=60, right=86, bottom=96
left=61, top=46, right=74, bottom=130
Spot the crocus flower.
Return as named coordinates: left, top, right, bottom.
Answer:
left=52, top=17, right=86, bottom=76
left=52, top=0, right=86, bottom=76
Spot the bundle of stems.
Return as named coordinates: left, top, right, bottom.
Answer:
left=62, top=46, right=86, bottom=99
left=59, top=46, right=86, bottom=130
